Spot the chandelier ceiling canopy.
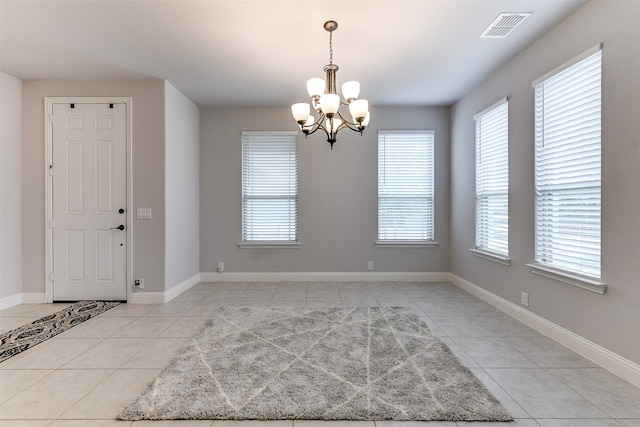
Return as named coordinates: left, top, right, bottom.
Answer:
left=291, top=20, right=370, bottom=149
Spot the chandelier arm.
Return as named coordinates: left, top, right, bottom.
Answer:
left=335, top=117, right=365, bottom=135
left=335, top=110, right=363, bottom=129
left=313, top=112, right=327, bottom=129
left=303, top=124, right=325, bottom=137
left=337, top=121, right=365, bottom=134
left=306, top=119, right=335, bottom=147
left=302, top=113, right=329, bottom=137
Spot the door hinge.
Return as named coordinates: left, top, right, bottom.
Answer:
left=49, top=220, right=54, bottom=228
left=49, top=114, right=54, bottom=123
left=50, top=272, right=54, bottom=282
left=49, top=165, right=53, bottom=176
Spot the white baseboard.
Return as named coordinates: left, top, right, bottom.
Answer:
left=130, top=273, right=201, bottom=304
left=164, top=273, right=201, bottom=303
left=200, top=271, right=450, bottom=283
left=4, top=272, right=446, bottom=308
left=448, top=273, right=640, bottom=389
left=131, top=272, right=448, bottom=303
left=0, top=292, right=47, bottom=309
left=0, top=293, right=23, bottom=310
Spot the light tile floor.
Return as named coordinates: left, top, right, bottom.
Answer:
left=0, top=281, right=638, bottom=427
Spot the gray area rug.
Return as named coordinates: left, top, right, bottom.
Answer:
left=0, top=300, right=120, bottom=363
left=118, top=306, right=512, bottom=421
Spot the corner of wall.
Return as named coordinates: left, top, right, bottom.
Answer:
left=0, top=71, right=24, bottom=304
left=163, top=82, right=200, bottom=294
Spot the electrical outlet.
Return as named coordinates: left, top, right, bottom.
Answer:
left=367, top=261, right=374, bottom=270
left=134, top=278, right=144, bottom=289
left=521, top=292, right=529, bottom=307
left=218, top=262, right=225, bottom=273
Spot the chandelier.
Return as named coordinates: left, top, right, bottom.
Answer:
left=291, top=20, right=370, bottom=149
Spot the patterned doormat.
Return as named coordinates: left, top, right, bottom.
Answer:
left=0, top=300, right=120, bottom=363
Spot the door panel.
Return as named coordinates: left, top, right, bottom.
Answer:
left=65, top=140, right=84, bottom=213
left=95, top=141, right=114, bottom=213
left=96, top=229, right=114, bottom=282
left=52, top=103, right=127, bottom=301
left=66, top=230, right=84, bottom=281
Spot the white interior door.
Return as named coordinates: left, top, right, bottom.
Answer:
left=51, top=102, right=127, bottom=301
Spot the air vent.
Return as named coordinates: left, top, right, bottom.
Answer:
left=480, top=13, right=531, bottom=38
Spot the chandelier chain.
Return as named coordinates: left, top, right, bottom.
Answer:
left=329, top=30, right=333, bottom=65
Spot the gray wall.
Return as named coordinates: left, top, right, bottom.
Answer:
left=165, top=81, right=200, bottom=290
left=22, top=79, right=167, bottom=294
left=450, top=1, right=640, bottom=364
left=0, top=72, right=23, bottom=302
left=200, top=106, right=450, bottom=274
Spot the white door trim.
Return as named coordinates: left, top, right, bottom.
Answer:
left=45, top=97, right=133, bottom=303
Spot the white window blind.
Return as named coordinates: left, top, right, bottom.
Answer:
left=378, top=130, right=435, bottom=241
left=475, top=99, right=509, bottom=256
left=534, top=47, right=602, bottom=278
left=242, top=132, right=298, bottom=242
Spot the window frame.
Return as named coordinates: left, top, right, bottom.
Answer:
left=472, top=98, right=510, bottom=264
left=527, top=44, right=606, bottom=293
left=240, top=131, right=300, bottom=249
left=376, top=130, right=437, bottom=248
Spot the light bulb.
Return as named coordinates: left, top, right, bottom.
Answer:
left=302, top=116, right=315, bottom=132
left=291, top=103, right=310, bottom=124
left=326, top=117, right=342, bottom=133
left=342, top=81, right=360, bottom=102
left=361, top=111, right=371, bottom=127
left=320, top=94, right=340, bottom=115
left=307, top=78, right=325, bottom=98
left=349, top=99, right=369, bottom=122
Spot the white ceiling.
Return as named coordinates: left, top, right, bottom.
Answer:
left=0, top=0, right=589, bottom=108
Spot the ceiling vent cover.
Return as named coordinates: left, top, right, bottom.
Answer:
left=480, top=13, right=531, bottom=38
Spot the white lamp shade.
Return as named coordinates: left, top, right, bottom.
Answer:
left=349, top=99, right=369, bottom=121
left=342, top=81, right=360, bottom=101
left=307, top=78, right=325, bottom=98
left=291, top=103, right=311, bottom=122
left=302, top=116, right=315, bottom=131
left=320, top=94, right=340, bottom=115
left=326, top=117, right=342, bottom=133
left=362, top=111, right=371, bottom=127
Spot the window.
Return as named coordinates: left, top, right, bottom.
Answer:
left=241, top=132, right=298, bottom=246
left=377, top=130, right=435, bottom=244
left=474, top=99, right=509, bottom=259
left=533, top=46, right=602, bottom=280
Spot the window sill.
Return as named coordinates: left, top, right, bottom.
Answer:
left=526, top=263, right=607, bottom=295
left=376, top=240, right=439, bottom=248
left=238, top=241, right=300, bottom=249
left=470, top=249, right=511, bottom=266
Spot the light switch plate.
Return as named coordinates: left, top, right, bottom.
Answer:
left=137, top=208, right=152, bottom=219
